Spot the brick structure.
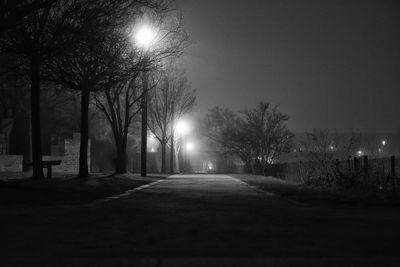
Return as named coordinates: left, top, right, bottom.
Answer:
left=0, top=119, right=22, bottom=172
left=53, top=133, right=91, bottom=173
left=0, top=155, right=23, bottom=172
left=0, top=132, right=7, bottom=155
left=0, top=118, right=14, bottom=155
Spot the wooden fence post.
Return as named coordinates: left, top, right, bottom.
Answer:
left=363, top=155, right=369, bottom=183
left=353, top=157, right=359, bottom=173
left=391, top=155, right=396, bottom=193
left=347, top=156, right=352, bottom=172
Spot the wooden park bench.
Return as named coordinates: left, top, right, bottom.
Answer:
left=25, top=160, right=62, bottom=178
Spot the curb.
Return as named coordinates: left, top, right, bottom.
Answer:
left=83, top=179, right=165, bottom=207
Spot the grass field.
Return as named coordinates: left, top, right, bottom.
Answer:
left=232, top=174, right=400, bottom=206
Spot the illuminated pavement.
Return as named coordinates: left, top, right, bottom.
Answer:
left=141, top=174, right=265, bottom=197
left=2, top=174, right=400, bottom=266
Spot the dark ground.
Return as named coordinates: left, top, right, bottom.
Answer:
left=1, top=174, right=399, bottom=266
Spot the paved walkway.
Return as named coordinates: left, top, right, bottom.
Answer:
left=2, top=174, right=400, bottom=266
left=142, top=174, right=265, bottom=196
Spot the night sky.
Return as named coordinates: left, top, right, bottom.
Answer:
left=179, top=0, right=400, bottom=133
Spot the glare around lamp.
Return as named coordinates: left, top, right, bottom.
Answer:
left=135, top=25, right=156, bottom=49
left=176, top=120, right=190, bottom=135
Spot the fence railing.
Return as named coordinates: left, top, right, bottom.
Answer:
left=267, top=155, right=398, bottom=191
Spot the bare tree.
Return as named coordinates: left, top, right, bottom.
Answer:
left=0, top=0, right=90, bottom=179
left=44, top=0, right=164, bottom=177
left=46, top=25, right=138, bottom=177
left=0, top=54, right=29, bottom=121
left=148, top=66, right=196, bottom=173
left=0, top=0, right=57, bottom=34
left=204, top=102, right=293, bottom=175
left=242, top=102, right=293, bottom=174
left=300, top=129, right=361, bottom=186
left=93, top=9, right=189, bottom=174
left=93, top=36, right=145, bottom=173
left=204, top=107, right=253, bottom=172
left=95, top=79, right=143, bottom=173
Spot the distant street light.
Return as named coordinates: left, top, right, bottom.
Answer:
left=186, top=142, right=194, bottom=151
left=135, top=24, right=157, bottom=177
left=382, top=140, right=386, bottom=146
left=176, top=120, right=190, bottom=135
left=185, top=142, right=194, bottom=172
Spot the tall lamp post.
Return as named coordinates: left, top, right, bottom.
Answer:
left=176, top=120, right=189, bottom=173
left=141, top=71, right=149, bottom=177
left=169, top=103, right=175, bottom=173
left=135, top=25, right=156, bottom=177
left=185, top=142, right=194, bottom=172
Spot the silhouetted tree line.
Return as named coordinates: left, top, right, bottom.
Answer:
left=204, top=102, right=294, bottom=175
left=269, top=130, right=398, bottom=192
left=0, top=0, right=192, bottom=178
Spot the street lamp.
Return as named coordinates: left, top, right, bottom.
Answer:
left=135, top=24, right=156, bottom=177
left=186, top=142, right=194, bottom=151
left=135, top=25, right=156, bottom=49
left=176, top=120, right=190, bottom=135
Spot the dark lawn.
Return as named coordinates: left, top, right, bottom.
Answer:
left=232, top=174, right=400, bottom=207
left=0, top=173, right=166, bottom=206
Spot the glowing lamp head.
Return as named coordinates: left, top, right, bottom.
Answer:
left=176, top=120, right=190, bottom=135
left=186, top=142, right=194, bottom=151
left=135, top=25, right=156, bottom=49
left=207, top=162, right=213, bottom=170
left=382, top=140, right=386, bottom=146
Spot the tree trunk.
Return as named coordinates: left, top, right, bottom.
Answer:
left=161, top=140, right=166, bottom=173
left=29, top=55, right=44, bottom=179
left=244, top=160, right=252, bottom=174
left=78, top=87, right=90, bottom=178
left=170, top=129, right=174, bottom=174
left=115, top=145, right=127, bottom=174
left=114, top=133, right=127, bottom=174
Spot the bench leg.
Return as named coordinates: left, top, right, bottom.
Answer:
left=47, top=166, right=52, bottom=179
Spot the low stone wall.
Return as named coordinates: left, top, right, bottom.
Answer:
left=0, top=155, right=23, bottom=172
